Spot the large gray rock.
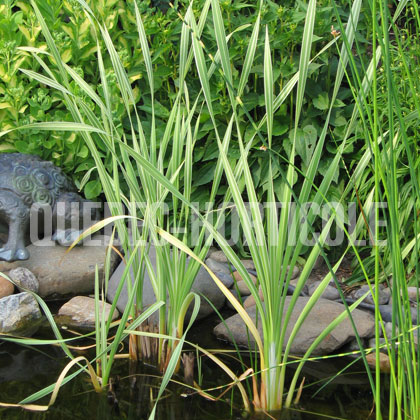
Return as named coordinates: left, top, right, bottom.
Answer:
left=214, top=296, right=375, bottom=355
left=0, top=292, right=42, bottom=335
left=0, top=235, right=118, bottom=298
left=106, top=246, right=227, bottom=323
left=56, top=296, right=119, bottom=330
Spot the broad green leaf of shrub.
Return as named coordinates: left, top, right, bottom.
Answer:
left=84, top=179, right=102, bottom=200
left=313, top=91, right=329, bottom=110
left=193, top=162, right=216, bottom=187
left=318, top=157, right=339, bottom=184
left=289, top=124, right=317, bottom=167
left=272, top=120, right=288, bottom=136
left=14, top=140, right=31, bottom=153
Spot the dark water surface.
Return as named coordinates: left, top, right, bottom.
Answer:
left=0, top=312, right=381, bottom=420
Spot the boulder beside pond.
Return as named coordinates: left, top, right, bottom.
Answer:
left=0, top=236, right=118, bottom=298
left=0, top=292, right=42, bottom=336
left=214, top=296, right=375, bottom=356
left=56, top=296, right=119, bottom=331
left=106, top=245, right=228, bottom=323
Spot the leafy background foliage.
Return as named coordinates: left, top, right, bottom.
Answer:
left=1, top=0, right=418, bottom=280
left=0, top=0, right=364, bottom=201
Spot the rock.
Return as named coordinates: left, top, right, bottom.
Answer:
left=0, top=236, right=118, bottom=298
left=407, top=287, right=420, bottom=302
left=384, top=322, right=394, bottom=339
left=290, top=278, right=309, bottom=295
left=243, top=295, right=255, bottom=308
left=214, top=297, right=375, bottom=356
left=308, top=281, right=340, bottom=301
left=57, top=296, right=119, bottom=330
left=242, top=286, right=300, bottom=308
left=182, top=249, right=256, bottom=272
left=0, top=274, right=14, bottom=298
left=206, top=258, right=231, bottom=276
left=347, top=300, right=418, bottom=324
left=241, top=260, right=255, bottom=270
left=289, top=265, right=300, bottom=280
left=378, top=304, right=393, bottom=322
left=0, top=292, right=42, bottom=335
left=304, top=273, right=321, bottom=286
left=213, top=271, right=234, bottom=289
left=226, top=289, right=241, bottom=310
left=368, top=337, right=387, bottom=353
left=365, top=352, right=391, bottom=373
left=353, top=285, right=390, bottom=305
left=106, top=245, right=226, bottom=323
left=235, top=280, right=253, bottom=296
left=243, top=288, right=264, bottom=308
left=341, top=337, right=366, bottom=353
left=205, top=258, right=234, bottom=288
left=313, top=255, right=324, bottom=270
left=232, top=271, right=257, bottom=296
left=208, top=250, right=228, bottom=264
left=8, top=267, right=39, bottom=293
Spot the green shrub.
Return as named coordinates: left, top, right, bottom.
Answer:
left=1, top=0, right=367, bottom=202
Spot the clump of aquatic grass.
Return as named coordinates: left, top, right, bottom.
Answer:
left=176, top=0, right=381, bottom=411
left=4, top=0, right=247, bottom=379
left=333, top=0, right=420, bottom=418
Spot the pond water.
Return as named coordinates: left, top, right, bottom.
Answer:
left=0, top=310, right=385, bottom=420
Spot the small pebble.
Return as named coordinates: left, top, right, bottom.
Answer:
left=308, top=281, right=340, bottom=300
left=8, top=267, right=39, bottom=293
left=232, top=271, right=258, bottom=296
left=0, top=274, right=14, bottom=299
left=208, top=250, right=228, bottom=264
left=384, top=322, right=395, bottom=339
left=289, top=265, right=300, bottom=280
left=342, top=338, right=365, bottom=353
left=365, top=352, right=391, bottom=373
left=235, top=280, right=252, bottom=296
left=241, top=260, right=255, bottom=270
left=407, top=287, right=420, bottom=303
left=206, top=258, right=231, bottom=275
left=232, top=270, right=257, bottom=284
left=368, top=337, right=387, bottom=353
left=243, top=288, right=264, bottom=308
left=353, top=284, right=390, bottom=305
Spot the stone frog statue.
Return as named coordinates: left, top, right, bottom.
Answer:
left=0, top=153, right=100, bottom=262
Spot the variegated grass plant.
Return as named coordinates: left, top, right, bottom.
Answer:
left=2, top=0, right=249, bottom=383
left=333, top=0, right=420, bottom=418
left=190, top=0, right=420, bottom=413
left=174, top=0, right=382, bottom=412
